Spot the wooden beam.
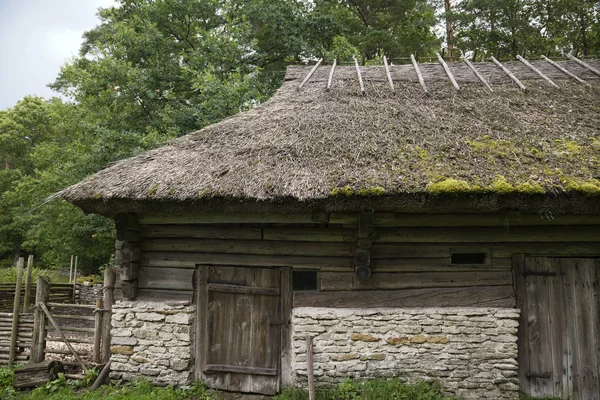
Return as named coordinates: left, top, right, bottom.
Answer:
left=298, top=59, right=323, bottom=89
left=463, top=56, right=493, bottom=92
left=30, top=276, right=50, bottom=363
left=23, top=255, right=34, bottom=313
left=491, top=56, right=527, bottom=91
left=326, top=59, right=337, bottom=91
left=516, top=55, right=559, bottom=89
left=541, top=56, right=590, bottom=87
left=566, top=53, right=600, bottom=77
left=353, top=56, right=365, bottom=94
left=293, top=285, right=515, bottom=308
left=139, top=212, right=330, bottom=225
left=306, top=337, right=315, bottom=400
left=410, top=54, right=429, bottom=94
left=93, top=299, right=102, bottom=364
left=383, top=56, right=395, bottom=92
left=436, top=52, right=460, bottom=91
left=9, top=257, right=24, bottom=363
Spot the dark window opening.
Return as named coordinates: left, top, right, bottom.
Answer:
left=451, top=252, right=487, bottom=264
left=292, top=270, right=318, bottom=291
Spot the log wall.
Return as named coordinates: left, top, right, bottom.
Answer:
left=131, top=211, right=600, bottom=305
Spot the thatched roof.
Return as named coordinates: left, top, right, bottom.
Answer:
left=60, top=58, right=600, bottom=215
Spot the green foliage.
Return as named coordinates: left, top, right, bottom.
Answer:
left=0, top=366, right=17, bottom=400
left=0, top=266, right=57, bottom=283
left=275, top=378, right=455, bottom=400
left=426, top=179, right=473, bottom=195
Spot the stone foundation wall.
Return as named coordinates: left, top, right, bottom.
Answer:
left=110, top=300, right=196, bottom=386
left=292, top=307, right=520, bottom=400
left=76, top=283, right=103, bottom=304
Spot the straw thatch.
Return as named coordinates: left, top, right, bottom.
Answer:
left=59, top=59, right=600, bottom=215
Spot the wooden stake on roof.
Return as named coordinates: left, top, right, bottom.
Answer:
left=491, top=56, right=527, bottom=91
left=462, top=53, right=493, bottom=93
left=436, top=52, right=460, bottom=91
left=516, top=55, right=559, bottom=89
left=383, top=56, right=395, bottom=92
left=410, top=54, right=429, bottom=95
left=541, top=56, right=590, bottom=87
left=566, top=53, right=600, bottom=78
left=326, top=59, right=337, bottom=91
left=298, top=58, right=323, bottom=89
left=353, top=56, right=365, bottom=94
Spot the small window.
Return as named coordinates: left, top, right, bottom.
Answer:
left=292, top=270, right=318, bottom=291
left=451, top=252, right=487, bottom=265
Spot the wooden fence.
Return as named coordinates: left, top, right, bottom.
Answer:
left=0, top=283, right=78, bottom=312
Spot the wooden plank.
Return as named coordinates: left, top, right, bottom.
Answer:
left=562, top=258, right=576, bottom=398
left=280, top=267, right=292, bottom=388
left=293, top=285, right=515, bottom=308
left=373, top=213, right=600, bottom=227
left=141, top=252, right=352, bottom=269
left=372, top=257, right=511, bottom=272
left=195, top=266, right=209, bottom=380
left=492, top=243, right=600, bottom=258
left=141, top=239, right=355, bottom=257
left=208, top=283, right=279, bottom=296
left=136, top=289, right=194, bottom=303
left=371, top=244, right=450, bottom=258
left=139, top=212, right=329, bottom=225
left=264, top=227, right=356, bottom=242
left=320, top=270, right=513, bottom=291
left=205, top=364, right=276, bottom=376
left=141, top=225, right=262, bottom=240
left=375, top=226, right=600, bottom=243
left=138, top=267, right=195, bottom=290
left=546, top=258, right=566, bottom=397
left=513, top=255, right=530, bottom=395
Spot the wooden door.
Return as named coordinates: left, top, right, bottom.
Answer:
left=514, top=257, right=600, bottom=400
left=196, top=266, right=284, bottom=395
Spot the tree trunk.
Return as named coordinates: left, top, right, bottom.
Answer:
left=444, top=0, right=454, bottom=61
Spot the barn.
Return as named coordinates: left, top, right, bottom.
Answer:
left=59, top=57, right=600, bottom=400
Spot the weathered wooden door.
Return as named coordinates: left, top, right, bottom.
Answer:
left=196, top=266, right=286, bottom=395
left=514, top=257, right=600, bottom=400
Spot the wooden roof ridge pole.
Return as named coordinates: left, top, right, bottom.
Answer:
left=462, top=53, right=493, bottom=93
left=410, top=54, right=429, bottom=95
left=436, top=52, right=460, bottom=91
left=326, top=59, right=337, bottom=91
left=383, top=56, right=395, bottom=92
left=298, top=58, right=323, bottom=89
left=516, top=55, right=559, bottom=89
left=353, top=56, right=365, bottom=94
left=566, top=53, right=600, bottom=78
left=490, top=56, right=527, bottom=91
left=541, top=56, right=590, bottom=87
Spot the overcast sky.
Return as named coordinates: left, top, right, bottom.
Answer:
left=0, top=0, right=116, bottom=110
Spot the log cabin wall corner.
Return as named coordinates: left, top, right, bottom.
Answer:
left=104, top=211, right=600, bottom=399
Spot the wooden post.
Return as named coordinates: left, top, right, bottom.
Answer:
left=411, top=54, right=429, bottom=95
left=298, top=59, right=323, bottom=89
left=383, top=56, right=395, bottom=92
left=23, top=255, right=34, bottom=313
left=101, top=267, right=116, bottom=363
left=72, top=256, right=78, bottom=303
left=353, top=56, right=365, bottom=94
left=93, top=299, right=103, bottom=364
left=9, top=257, right=25, bottom=363
left=31, top=276, right=50, bottom=363
left=491, top=56, right=527, bottom=91
left=306, top=337, right=315, bottom=400
left=326, top=59, right=337, bottom=91
left=462, top=52, right=494, bottom=93
left=69, top=255, right=74, bottom=284
left=436, top=52, right=460, bottom=91
left=566, top=53, right=600, bottom=77
left=541, top=55, right=590, bottom=87
left=91, top=360, right=111, bottom=390
left=516, top=55, right=559, bottom=89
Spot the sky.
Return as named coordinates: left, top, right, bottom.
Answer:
left=0, top=0, right=116, bottom=110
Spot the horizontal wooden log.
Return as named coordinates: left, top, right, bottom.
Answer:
left=208, top=283, right=279, bottom=296
left=13, top=360, right=64, bottom=389
left=293, top=285, right=515, bottom=308
left=491, top=243, right=600, bottom=258
left=263, top=227, right=357, bottom=242
left=139, top=212, right=329, bottom=225
left=372, top=258, right=511, bottom=271
left=204, top=364, right=277, bottom=376
left=141, top=252, right=352, bottom=269
left=138, top=267, right=195, bottom=291
left=136, top=289, right=194, bottom=303
left=141, top=238, right=355, bottom=257
left=141, top=225, right=262, bottom=240
left=375, top=226, right=600, bottom=243
left=320, top=270, right=513, bottom=291
left=371, top=244, right=450, bottom=258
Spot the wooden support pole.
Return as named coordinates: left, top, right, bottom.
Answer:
left=23, top=255, right=34, bottom=313
left=516, top=55, right=559, bottom=88
left=101, top=267, right=116, bottom=363
left=411, top=54, right=429, bottom=95
left=69, top=255, right=74, bottom=284
left=31, top=276, right=50, bottom=363
left=462, top=54, right=493, bottom=92
left=91, top=360, right=111, bottom=390
left=566, top=53, right=600, bottom=77
left=72, top=256, right=78, bottom=303
left=491, top=56, right=527, bottom=91
left=436, top=52, right=460, bottom=91
left=9, top=257, right=25, bottom=363
left=541, top=56, right=591, bottom=87
left=353, top=56, right=365, bottom=94
left=326, top=59, right=337, bottom=91
left=306, top=337, right=315, bottom=400
left=298, top=59, right=323, bottom=89
left=383, top=56, right=395, bottom=92
left=93, top=299, right=103, bottom=364
left=40, top=302, right=88, bottom=371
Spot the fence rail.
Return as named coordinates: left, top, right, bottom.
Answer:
left=0, top=283, right=77, bottom=312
